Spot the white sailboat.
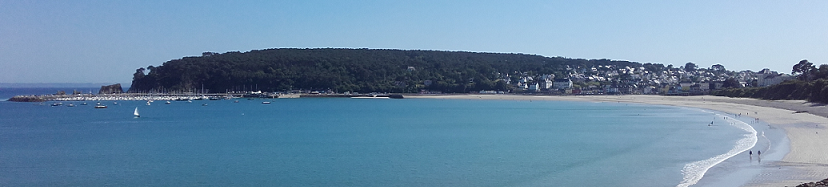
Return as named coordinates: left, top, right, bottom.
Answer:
left=134, top=107, right=140, bottom=118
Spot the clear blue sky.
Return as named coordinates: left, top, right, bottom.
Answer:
left=1, top=0, right=826, bottom=84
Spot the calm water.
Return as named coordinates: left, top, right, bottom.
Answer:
left=0, top=89, right=753, bottom=186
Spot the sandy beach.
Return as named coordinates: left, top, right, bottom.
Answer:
left=406, top=94, right=828, bottom=186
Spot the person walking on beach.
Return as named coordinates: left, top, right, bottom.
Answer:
left=749, top=150, right=753, bottom=157
left=758, top=150, right=761, bottom=156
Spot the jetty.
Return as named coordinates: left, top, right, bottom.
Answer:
left=7, top=93, right=403, bottom=102
left=7, top=93, right=300, bottom=102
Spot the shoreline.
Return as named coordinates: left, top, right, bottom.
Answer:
left=406, top=94, right=828, bottom=186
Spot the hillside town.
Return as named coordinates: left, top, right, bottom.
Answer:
left=476, top=63, right=795, bottom=95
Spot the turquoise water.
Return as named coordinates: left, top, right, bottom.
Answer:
left=0, top=90, right=754, bottom=186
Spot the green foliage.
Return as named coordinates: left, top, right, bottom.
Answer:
left=712, top=79, right=828, bottom=103
left=684, top=62, right=697, bottom=72
left=722, top=78, right=741, bottom=88
left=792, top=59, right=815, bottom=79
left=128, top=48, right=642, bottom=93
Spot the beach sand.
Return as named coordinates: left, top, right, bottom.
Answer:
left=406, top=94, right=828, bottom=186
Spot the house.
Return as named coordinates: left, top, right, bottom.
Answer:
left=528, top=83, right=540, bottom=91
left=679, top=82, right=694, bottom=91
left=553, top=79, right=573, bottom=90
left=643, top=86, right=656, bottom=94
left=757, top=69, right=794, bottom=87
left=699, top=82, right=710, bottom=92
left=540, top=79, right=554, bottom=90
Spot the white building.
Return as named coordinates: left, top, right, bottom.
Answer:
left=757, top=69, right=794, bottom=87
left=553, top=79, right=573, bottom=90
left=529, top=83, right=540, bottom=91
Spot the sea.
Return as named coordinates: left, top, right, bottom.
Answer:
left=0, top=88, right=760, bottom=186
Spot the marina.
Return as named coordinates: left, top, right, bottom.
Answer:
left=7, top=93, right=303, bottom=102
left=7, top=92, right=400, bottom=102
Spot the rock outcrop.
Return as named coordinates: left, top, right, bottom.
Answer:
left=98, top=84, right=124, bottom=94
left=798, top=178, right=828, bottom=187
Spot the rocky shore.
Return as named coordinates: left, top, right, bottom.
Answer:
left=798, top=178, right=828, bottom=187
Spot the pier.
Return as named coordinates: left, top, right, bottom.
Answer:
left=6, top=93, right=402, bottom=102
left=7, top=93, right=296, bottom=102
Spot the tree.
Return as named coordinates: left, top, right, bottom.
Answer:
left=684, top=62, right=697, bottom=72
left=792, top=59, right=815, bottom=80
left=815, top=64, right=828, bottom=80
left=127, top=48, right=647, bottom=93
left=722, top=78, right=741, bottom=88
left=132, top=67, right=146, bottom=80
left=711, top=64, right=726, bottom=72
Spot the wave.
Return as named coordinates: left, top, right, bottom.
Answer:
left=676, top=114, right=758, bottom=187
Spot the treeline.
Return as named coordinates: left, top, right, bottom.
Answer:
left=128, top=48, right=641, bottom=93
left=713, top=60, right=828, bottom=103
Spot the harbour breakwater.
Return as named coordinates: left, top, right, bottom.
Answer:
left=6, top=93, right=403, bottom=102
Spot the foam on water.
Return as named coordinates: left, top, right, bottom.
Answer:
left=677, top=114, right=757, bottom=187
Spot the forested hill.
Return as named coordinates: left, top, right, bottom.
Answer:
left=128, top=48, right=643, bottom=93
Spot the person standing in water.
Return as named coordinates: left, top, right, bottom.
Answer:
left=750, top=150, right=753, bottom=157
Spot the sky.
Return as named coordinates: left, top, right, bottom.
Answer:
left=1, top=0, right=826, bottom=85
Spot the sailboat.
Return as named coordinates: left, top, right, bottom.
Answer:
left=134, top=107, right=140, bottom=118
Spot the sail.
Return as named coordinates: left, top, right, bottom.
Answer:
left=134, top=107, right=140, bottom=116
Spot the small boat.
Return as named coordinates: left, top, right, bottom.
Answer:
left=262, top=101, right=271, bottom=104
left=188, top=100, right=193, bottom=103
left=94, top=105, right=107, bottom=109
left=202, top=103, right=208, bottom=106
left=113, top=102, right=118, bottom=105
left=67, top=103, right=75, bottom=107
left=134, top=107, right=140, bottom=118
left=146, top=101, right=151, bottom=106
left=234, top=100, right=239, bottom=103
left=51, top=102, right=62, bottom=106
left=81, top=102, right=88, bottom=105
left=165, top=101, right=171, bottom=104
